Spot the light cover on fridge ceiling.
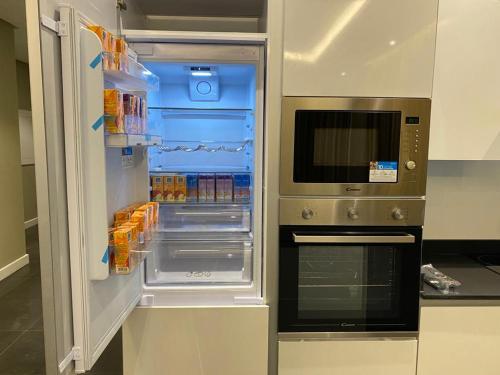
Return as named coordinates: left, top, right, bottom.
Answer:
left=189, top=66, right=220, bottom=101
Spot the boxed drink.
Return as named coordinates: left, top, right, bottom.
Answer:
left=186, top=174, right=198, bottom=202
left=163, top=175, right=175, bottom=202
left=123, top=94, right=137, bottom=134
left=206, top=174, right=215, bottom=202
left=104, top=89, right=124, bottom=133
left=198, top=175, right=207, bottom=202
left=146, top=202, right=160, bottom=225
left=216, top=174, right=225, bottom=202
left=131, top=211, right=148, bottom=243
left=174, top=175, right=187, bottom=202
left=113, top=227, right=133, bottom=274
left=224, top=175, right=234, bottom=202
left=151, top=176, right=163, bottom=202
left=234, top=174, right=251, bottom=203
left=114, top=208, right=131, bottom=224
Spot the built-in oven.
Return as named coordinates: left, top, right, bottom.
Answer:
left=278, top=198, right=424, bottom=334
left=280, top=97, right=431, bottom=197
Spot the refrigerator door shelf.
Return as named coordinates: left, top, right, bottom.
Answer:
left=158, top=203, right=252, bottom=233
left=103, top=52, right=159, bottom=91
left=145, top=239, right=253, bottom=286
left=105, top=133, right=162, bottom=147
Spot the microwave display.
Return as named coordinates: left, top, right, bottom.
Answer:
left=294, top=110, right=401, bottom=183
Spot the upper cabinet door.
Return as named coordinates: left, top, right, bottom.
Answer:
left=282, top=0, right=438, bottom=98
left=429, top=0, right=500, bottom=160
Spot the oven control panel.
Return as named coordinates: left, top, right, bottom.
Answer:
left=281, top=198, right=426, bottom=226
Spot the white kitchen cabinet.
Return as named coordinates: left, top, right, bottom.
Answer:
left=429, top=0, right=500, bottom=160
left=123, top=306, right=269, bottom=375
left=417, top=305, right=500, bottom=375
left=278, top=339, right=417, bottom=375
left=282, top=0, right=438, bottom=98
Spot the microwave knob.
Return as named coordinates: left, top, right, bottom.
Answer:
left=405, top=160, right=417, bottom=170
left=302, top=208, right=314, bottom=220
left=392, top=208, right=405, bottom=221
left=348, top=208, right=360, bottom=220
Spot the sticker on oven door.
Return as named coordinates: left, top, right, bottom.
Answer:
left=369, top=161, right=398, bottom=183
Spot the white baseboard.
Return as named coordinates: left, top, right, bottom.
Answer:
left=24, top=217, right=38, bottom=229
left=0, top=254, right=30, bottom=282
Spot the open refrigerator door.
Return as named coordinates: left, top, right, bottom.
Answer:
left=59, top=6, right=160, bottom=372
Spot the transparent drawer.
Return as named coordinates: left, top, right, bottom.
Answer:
left=158, top=203, right=251, bottom=233
left=146, top=237, right=253, bottom=286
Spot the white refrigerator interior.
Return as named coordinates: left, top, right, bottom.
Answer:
left=60, top=6, right=265, bottom=372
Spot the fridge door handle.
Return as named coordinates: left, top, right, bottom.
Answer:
left=292, top=234, right=416, bottom=244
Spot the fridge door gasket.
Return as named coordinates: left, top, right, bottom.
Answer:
left=59, top=6, right=142, bottom=373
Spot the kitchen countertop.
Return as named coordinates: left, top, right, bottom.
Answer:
left=420, top=254, right=500, bottom=299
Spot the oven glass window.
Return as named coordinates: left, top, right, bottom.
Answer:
left=298, top=245, right=399, bottom=321
left=294, top=110, right=402, bottom=183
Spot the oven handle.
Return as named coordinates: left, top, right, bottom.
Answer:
left=292, top=234, right=416, bottom=244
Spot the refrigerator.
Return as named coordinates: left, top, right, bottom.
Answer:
left=54, top=5, right=266, bottom=373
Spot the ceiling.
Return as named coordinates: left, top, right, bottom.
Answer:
left=0, top=0, right=28, bottom=62
left=136, top=0, right=266, bottom=18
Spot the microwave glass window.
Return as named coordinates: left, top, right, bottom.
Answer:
left=294, top=110, right=402, bottom=183
left=297, top=245, right=399, bottom=321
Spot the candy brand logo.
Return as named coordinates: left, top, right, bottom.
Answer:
left=346, top=187, right=361, bottom=192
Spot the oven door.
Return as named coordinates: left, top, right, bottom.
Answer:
left=280, top=97, right=431, bottom=197
left=278, top=226, right=422, bottom=333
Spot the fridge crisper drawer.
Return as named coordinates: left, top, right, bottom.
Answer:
left=146, top=239, right=253, bottom=285
left=158, top=204, right=251, bottom=232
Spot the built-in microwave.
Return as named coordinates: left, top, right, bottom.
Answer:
left=280, top=97, right=431, bottom=197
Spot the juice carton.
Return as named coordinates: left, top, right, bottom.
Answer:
left=234, top=174, right=251, bottom=203
left=113, top=227, right=133, bottom=274
left=146, top=202, right=159, bottom=225
left=118, top=221, right=139, bottom=243
left=114, top=37, right=128, bottom=72
left=174, top=175, right=187, bottom=202
left=151, top=175, right=164, bottom=202
left=104, top=89, right=124, bottom=133
left=198, top=175, right=207, bottom=202
left=224, top=175, right=234, bottom=202
left=163, top=175, right=175, bottom=202
left=114, top=208, right=131, bottom=223
left=123, top=94, right=137, bottom=134
left=186, top=174, right=198, bottom=202
left=131, top=211, right=148, bottom=243
left=206, top=174, right=215, bottom=202
left=216, top=174, right=225, bottom=202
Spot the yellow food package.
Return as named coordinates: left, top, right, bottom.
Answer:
left=113, top=227, right=132, bottom=274
left=114, top=208, right=131, bottom=223
left=163, top=175, right=175, bottom=201
left=108, top=227, right=116, bottom=245
left=151, top=176, right=163, bottom=202
left=136, top=204, right=154, bottom=228
left=104, top=89, right=124, bottom=133
left=147, top=202, right=159, bottom=224
left=118, top=221, right=139, bottom=242
left=174, top=175, right=187, bottom=202
left=87, top=25, right=112, bottom=51
left=114, top=38, right=128, bottom=72
left=131, top=211, right=148, bottom=233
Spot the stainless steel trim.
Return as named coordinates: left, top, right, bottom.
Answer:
left=278, top=332, right=419, bottom=341
left=293, top=234, right=415, bottom=244
left=280, top=97, right=431, bottom=197
left=280, top=198, right=426, bottom=226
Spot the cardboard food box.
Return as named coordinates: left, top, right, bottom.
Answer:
left=174, top=175, right=187, bottom=202
left=186, top=174, right=198, bottom=202
left=151, top=176, right=164, bottom=202
left=163, top=175, right=175, bottom=202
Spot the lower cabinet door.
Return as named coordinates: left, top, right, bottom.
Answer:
left=123, top=306, right=269, bottom=375
left=417, top=306, right=500, bottom=375
left=279, top=338, right=417, bottom=375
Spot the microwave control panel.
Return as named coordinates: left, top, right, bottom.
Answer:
left=401, top=124, right=421, bottom=182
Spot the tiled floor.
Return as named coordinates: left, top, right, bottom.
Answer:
left=0, top=227, right=123, bottom=375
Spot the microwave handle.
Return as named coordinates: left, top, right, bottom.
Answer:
left=292, top=234, right=416, bottom=244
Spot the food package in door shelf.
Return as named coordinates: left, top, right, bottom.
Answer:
left=104, top=89, right=124, bottom=133
left=123, top=94, right=137, bottom=134
left=146, top=202, right=160, bottom=225
left=186, top=174, right=198, bottom=202
left=114, top=207, right=131, bottom=226
left=114, top=37, right=128, bottom=72
left=113, top=227, right=134, bottom=274
left=151, top=176, right=164, bottom=202
left=135, top=204, right=154, bottom=230
left=118, top=221, right=139, bottom=244
left=131, top=211, right=149, bottom=243
left=206, top=174, right=216, bottom=202
left=174, top=175, right=187, bottom=202
left=163, top=175, right=175, bottom=202
left=87, top=25, right=113, bottom=69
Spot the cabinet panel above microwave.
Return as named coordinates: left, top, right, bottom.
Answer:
left=282, top=0, right=438, bottom=98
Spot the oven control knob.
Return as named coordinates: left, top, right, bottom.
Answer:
left=348, top=208, right=360, bottom=220
left=392, top=208, right=405, bottom=221
left=406, top=160, right=417, bottom=170
left=302, top=208, right=314, bottom=220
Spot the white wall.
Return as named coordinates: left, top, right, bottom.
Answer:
left=424, top=161, right=500, bottom=239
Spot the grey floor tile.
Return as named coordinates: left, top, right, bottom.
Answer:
left=0, top=297, right=42, bottom=331
left=0, top=331, right=22, bottom=355
left=0, top=331, right=45, bottom=375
